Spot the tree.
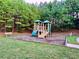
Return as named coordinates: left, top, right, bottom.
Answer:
left=0, top=0, right=41, bottom=32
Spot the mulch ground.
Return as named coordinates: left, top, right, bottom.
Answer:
left=0, top=29, right=79, bottom=45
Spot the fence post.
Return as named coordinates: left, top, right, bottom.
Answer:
left=64, top=36, right=68, bottom=46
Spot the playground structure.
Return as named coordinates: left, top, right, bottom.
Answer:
left=0, top=20, right=66, bottom=45
left=32, top=20, right=51, bottom=38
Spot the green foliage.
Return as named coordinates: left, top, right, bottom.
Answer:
left=0, top=0, right=79, bottom=32
left=67, top=36, right=78, bottom=44
left=39, top=0, right=79, bottom=31
left=0, top=0, right=40, bottom=32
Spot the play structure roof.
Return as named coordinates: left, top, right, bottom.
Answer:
left=35, top=20, right=50, bottom=23
left=35, top=20, right=41, bottom=22
left=43, top=20, right=50, bottom=23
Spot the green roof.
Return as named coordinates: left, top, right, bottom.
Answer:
left=35, top=20, right=41, bottom=23
left=43, top=20, right=49, bottom=23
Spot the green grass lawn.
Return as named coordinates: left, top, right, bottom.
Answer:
left=0, top=36, right=79, bottom=59
left=67, top=36, right=79, bottom=44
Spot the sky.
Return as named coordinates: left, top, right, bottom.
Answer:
left=25, top=0, right=61, bottom=4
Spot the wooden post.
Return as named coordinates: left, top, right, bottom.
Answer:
left=38, top=22, right=39, bottom=36
left=43, top=23, right=44, bottom=33
left=47, top=23, right=49, bottom=37
left=41, top=23, right=43, bottom=32
left=40, top=22, right=42, bottom=32
left=34, top=23, right=36, bottom=30
left=49, top=23, right=52, bottom=37
left=45, top=24, right=47, bottom=32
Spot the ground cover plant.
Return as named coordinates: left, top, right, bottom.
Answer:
left=67, top=35, right=79, bottom=44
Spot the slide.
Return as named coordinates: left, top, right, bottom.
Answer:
left=38, top=32, right=48, bottom=38
left=32, top=30, right=38, bottom=37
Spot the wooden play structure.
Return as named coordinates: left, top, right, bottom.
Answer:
left=32, top=20, right=51, bottom=38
